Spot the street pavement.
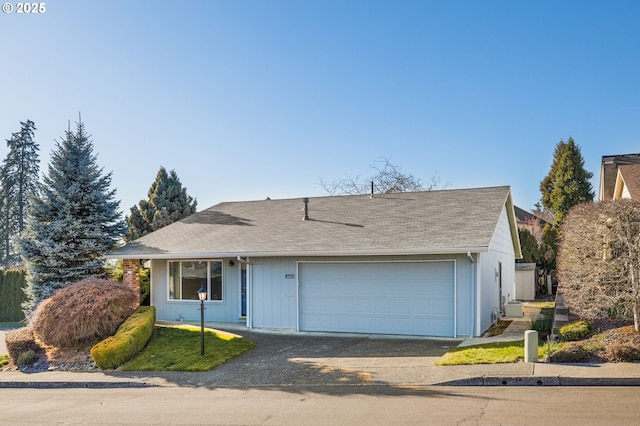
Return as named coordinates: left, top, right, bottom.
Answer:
left=3, top=319, right=640, bottom=388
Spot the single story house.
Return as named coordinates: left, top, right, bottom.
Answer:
left=107, top=185, right=522, bottom=338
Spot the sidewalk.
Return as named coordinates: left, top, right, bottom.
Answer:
left=458, top=316, right=534, bottom=347
left=3, top=322, right=640, bottom=388
left=3, top=360, right=640, bottom=388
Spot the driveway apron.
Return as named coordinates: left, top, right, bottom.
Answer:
left=118, top=327, right=460, bottom=388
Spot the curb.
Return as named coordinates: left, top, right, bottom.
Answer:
left=0, top=381, right=157, bottom=389
left=6, top=377, right=640, bottom=388
left=436, top=376, right=640, bottom=386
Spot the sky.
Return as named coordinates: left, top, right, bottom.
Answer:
left=1, top=0, right=639, bottom=216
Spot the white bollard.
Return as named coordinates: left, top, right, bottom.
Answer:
left=524, top=330, right=538, bottom=363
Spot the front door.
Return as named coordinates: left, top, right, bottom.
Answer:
left=240, top=263, right=247, bottom=317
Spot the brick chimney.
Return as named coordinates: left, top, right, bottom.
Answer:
left=123, top=259, right=141, bottom=307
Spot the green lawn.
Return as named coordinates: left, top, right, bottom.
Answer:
left=524, top=301, right=555, bottom=309
left=435, top=340, right=565, bottom=365
left=120, top=325, right=255, bottom=372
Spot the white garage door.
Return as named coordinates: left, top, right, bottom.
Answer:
left=298, top=261, right=455, bottom=337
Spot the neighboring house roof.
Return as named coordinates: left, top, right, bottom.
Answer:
left=599, top=153, right=640, bottom=201
left=613, top=164, right=640, bottom=200
left=513, top=206, right=550, bottom=229
left=108, top=186, right=521, bottom=259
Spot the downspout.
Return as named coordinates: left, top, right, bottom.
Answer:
left=467, top=251, right=477, bottom=337
left=249, top=258, right=252, bottom=329
left=476, top=253, right=483, bottom=337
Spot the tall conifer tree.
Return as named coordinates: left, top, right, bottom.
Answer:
left=0, top=120, right=39, bottom=268
left=124, top=166, right=197, bottom=242
left=539, top=138, right=594, bottom=224
left=20, top=119, right=124, bottom=312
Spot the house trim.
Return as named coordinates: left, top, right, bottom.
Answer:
left=113, top=247, right=491, bottom=260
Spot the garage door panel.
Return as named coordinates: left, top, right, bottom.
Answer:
left=299, top=262, right=455, bottom=337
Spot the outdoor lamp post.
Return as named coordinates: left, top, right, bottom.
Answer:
left=197, top=283, right=207, bottom=356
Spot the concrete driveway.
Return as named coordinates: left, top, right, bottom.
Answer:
left=111, top=323, right=462, bottom=388
left=1, top=322, right=462, bottom=387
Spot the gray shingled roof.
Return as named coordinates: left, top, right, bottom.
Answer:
left=107, top=186, right=518, bottom=259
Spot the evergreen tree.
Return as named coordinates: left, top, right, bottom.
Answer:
left=539, top=138, right=594, bottom=224
left=0, top=120, right=39, bottom=268
left=0, top=177, right=10, bottom=266
left=20, top=120, right=124, bottom=312
left=124, top=166, right=197, bottom=242
left=540, top=224, right=559, bottom=276
left=539, top=141, right=566, bottom=218
left=517, top=228, right=540, bottom=264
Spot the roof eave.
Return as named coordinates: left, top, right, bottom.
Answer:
left=505, top=190, right=523, bottom=259
left=105, top=246, right=491, bottom=260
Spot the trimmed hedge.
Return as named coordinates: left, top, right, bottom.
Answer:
left=90, top=306, right=156, bottom=370
left=558, top=320, right=592, bottom=342
left=0, top=270, right=26, bottom=322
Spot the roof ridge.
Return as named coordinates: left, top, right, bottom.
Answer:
left=212, top=185, right=511, bottom=208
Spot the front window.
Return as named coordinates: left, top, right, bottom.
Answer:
left=168, top=260, right=223, bottom=301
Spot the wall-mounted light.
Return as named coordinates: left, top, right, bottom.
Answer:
left=229, top=259, right=235, bottom=267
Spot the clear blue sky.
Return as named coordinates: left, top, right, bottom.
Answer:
left=2, top=1, right=639, bottom=215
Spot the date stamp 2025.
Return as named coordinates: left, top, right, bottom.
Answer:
left=2, top=2, right=46, bottom=14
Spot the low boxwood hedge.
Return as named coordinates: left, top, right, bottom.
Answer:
left=90, top=306, right=155, bottom=370
left=558, top=320, right=592, bottom=342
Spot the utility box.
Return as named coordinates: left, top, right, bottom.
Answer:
left=504, top=303, right=523, bottom=317
left=524, top=330, right=538, bottom=363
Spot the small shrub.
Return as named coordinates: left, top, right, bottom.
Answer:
left=531, top=308, right=555, bottom=335
left=90, top=306, right=155, bottom=370
left=17, top=349, right=39, bottom=366
left=549, top=342, right=589, bottom=363
left=30, top=278, right=138, bottom=348
left=604, top=342, right=640, bottom=362
left=140, top=268, right=150, bottom=306
left=5, top=327, right=41, bottom=364
left=559, top=320, right=592, bottom=342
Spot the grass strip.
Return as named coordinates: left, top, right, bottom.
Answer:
left=435, top=340, right=564, bottom=365
left=120, top=325, right=255, bottom=372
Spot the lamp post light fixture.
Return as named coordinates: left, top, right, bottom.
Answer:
left=197, top=283, right=207, bottom=356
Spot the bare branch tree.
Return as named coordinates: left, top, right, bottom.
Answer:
left=558, top=200, right=640, bottom=330
left=319, top=157, right=449, bottom=196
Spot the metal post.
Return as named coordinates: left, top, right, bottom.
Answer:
left=200, top=299, right=205, bottom=356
